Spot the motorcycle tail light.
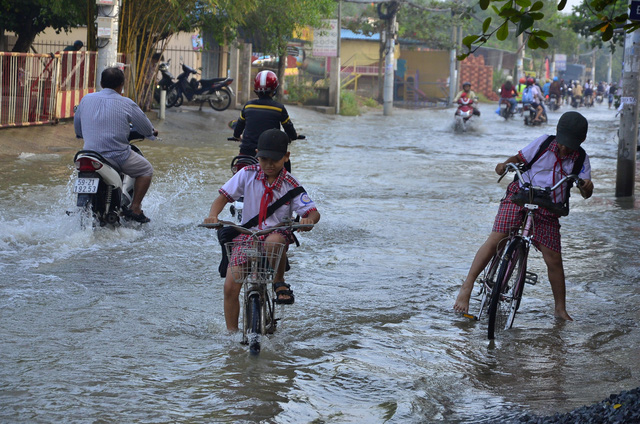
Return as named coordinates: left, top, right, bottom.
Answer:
left=75, top=157, right=102, bottom=171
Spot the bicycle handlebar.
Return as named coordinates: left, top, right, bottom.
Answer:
left=199, top=219, right=314, bottom=236
left=499, top=162, right=585, bottom=195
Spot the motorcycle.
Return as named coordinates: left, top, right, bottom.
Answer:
left=153, top=58, right=175, bottom=108
left=595, top=94, right=604, bottom=104
left=166, top=62, right=234, bottom=111
left=523, top=103, right=547, bottom=126
left=498, top=98, right=517, bottom=120
left=454, top=94, right=475, bottom=132
left=72, top=129, right=155, bottom=227
left=548, top=93, right=560, bottom=111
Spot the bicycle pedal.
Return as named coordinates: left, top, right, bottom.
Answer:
left=525, top=271, right=538, bottom=285
left=461, top=313, right=479, bottom=321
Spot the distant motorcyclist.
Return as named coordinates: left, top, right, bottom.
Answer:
left=453, top=81, right=480, bottom=116
left=499, top=76, right=518, bottom=114
left=523, top=77, right=546, bottom=124
left=233, top=70, right=298, bottom=168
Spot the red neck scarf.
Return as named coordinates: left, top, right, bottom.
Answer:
left=258, top=179, right=274, bottom=229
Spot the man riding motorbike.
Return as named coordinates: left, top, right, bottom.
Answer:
left=74, top=67, right=157, bottom=223
left=499, top=76, right=518, bottom=115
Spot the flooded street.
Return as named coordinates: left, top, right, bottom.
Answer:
left=1, top=101, right=639, bottom=423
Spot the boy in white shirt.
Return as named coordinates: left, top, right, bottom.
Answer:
left=204, top=129, right=321, bottom=332
left=454, top=112, right=594, bottom=321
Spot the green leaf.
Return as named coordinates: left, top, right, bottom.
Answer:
left=530, top=1, right=544, bottom=12
left=615, top=14, right=629, bottom=23
left=535, top=37, right=548, bottom=49
left=499, top=7, right=520, bottom=18
left=590, top=22, right=608, bottom=33
left=462, top=34, right=480, bottom=47
left=482, top=17, right=492, bottom=33
left=457, top=53, right=469, bottom=61
left=527, top=36, right=538, bottom=49
left=557, top=0, right=567, bottom=11
left=535, top=30, right=553, bottom=38
left=479, top=0, right=490, bottom=10
left=497, top=23, right=509, bottom=41
left=529, top=12, right=544, bottom=20
left=516, top=14, right=534, bottom=36
left=603, top=23, right=614, bottom=41
left=515, top=0, right=532, bottom=8
left=492, top=5, right=500, bottom=14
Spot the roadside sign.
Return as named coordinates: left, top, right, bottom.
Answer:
left=630, top=1, right=640, bottom=21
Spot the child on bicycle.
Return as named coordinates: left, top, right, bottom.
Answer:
left=453, top=111, right=594, bottom=321
left=204, top=129, right=320, bottom=332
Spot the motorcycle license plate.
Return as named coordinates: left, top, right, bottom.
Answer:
left=73, top=178, right=99, bottom=193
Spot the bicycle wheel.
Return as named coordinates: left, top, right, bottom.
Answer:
left=248, top=293, right=261, bottom=355
left=487, top=239, right=528, bottom=339
left=209, top=87, right=232, bottom=111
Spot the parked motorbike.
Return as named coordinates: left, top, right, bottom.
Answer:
left=166, top=62, right=234, bottom=111
left=454, top=94, right=475, bottom=132
left=72, top=129, right=155, bottom=227
left=153, top=58, right=175, bottom=108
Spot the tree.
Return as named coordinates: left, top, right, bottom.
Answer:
left=230, top=0, right=335, bottom=85
left=0, top=0, right=84, bottom=52
left=460, top=0, right=640, bottom=60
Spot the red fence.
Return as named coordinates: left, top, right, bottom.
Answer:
left=0, top=51, right=97, bottom=128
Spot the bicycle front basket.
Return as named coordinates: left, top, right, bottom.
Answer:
left=224, top=240, right=287, bottom=284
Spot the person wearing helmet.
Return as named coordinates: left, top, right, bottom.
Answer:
left=454, top=111, right=593, bottom=321
left=523, top=77, right=546, bottom=123
left=516, top=77, right=527, bottom=103
left=233, top=70, right=298, bottom=168
left=499, top=76, right=518, bottom=114
left=572, top=80, right=583, bottom=107
left=549, top=76, right=562, bottom=109
left=453, top=81, right=480, bottom=116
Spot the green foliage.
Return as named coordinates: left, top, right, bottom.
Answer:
left=568, top=0, right=628, bottom=50
left=362, top=97, right=379, bottom=108
left=285, top=77, right=317, bottom=104
left=461, top=0, right=636, bottom=59
left=0, top=0, right=85, bottom=52
left=340, top=91, right=360, bottom=116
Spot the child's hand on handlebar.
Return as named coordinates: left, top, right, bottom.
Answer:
left=203, top=215, right=219, bottom=225
left=297, top=217, right=315, bottom=232
left=578, top=178, right=593, bottom=199
left=495, top=162, right=507, bottom=175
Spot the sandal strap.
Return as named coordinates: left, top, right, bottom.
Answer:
left=273, top=281, right=291, bottom=290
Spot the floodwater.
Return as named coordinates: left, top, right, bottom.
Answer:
left=1, top=101, right=639, bottom=423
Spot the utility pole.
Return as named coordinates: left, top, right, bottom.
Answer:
left=615, top=22, right=640, bottom=197
left=448, top=20, right=457, bottom=107
left=383, top=1, right=398, bottom=116
left=95, top=0, right=120, bottom=89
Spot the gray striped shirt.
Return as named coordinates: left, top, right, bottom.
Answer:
left=74, top=88, right=155, bottom=167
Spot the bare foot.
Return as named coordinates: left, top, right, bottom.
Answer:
left=554, top=309, right=573, bottom=321
left=453, top=283, right=474, bottom=314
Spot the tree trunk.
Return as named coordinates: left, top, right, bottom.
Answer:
left=12, top=31, right=38, bottom=53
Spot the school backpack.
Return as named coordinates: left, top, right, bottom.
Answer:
left=521, top=86, right=534, bottom=104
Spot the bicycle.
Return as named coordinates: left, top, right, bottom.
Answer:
left=199, top=219, right=313, bottom=354
left=465, top=163, right=585, bottom=339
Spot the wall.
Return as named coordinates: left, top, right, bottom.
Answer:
left=458, top=54, right=497, bottom=101
left=399, top=49, right=450, bottom=99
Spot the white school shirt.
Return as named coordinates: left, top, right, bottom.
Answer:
left=219, top=165, right=317, bottom=230
left=517, top=135, right=591, bottom=203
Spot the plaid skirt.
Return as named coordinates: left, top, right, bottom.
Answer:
left=228, top=229, right=294, bottom=268
left=492, top=181, right=562, bottom=253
